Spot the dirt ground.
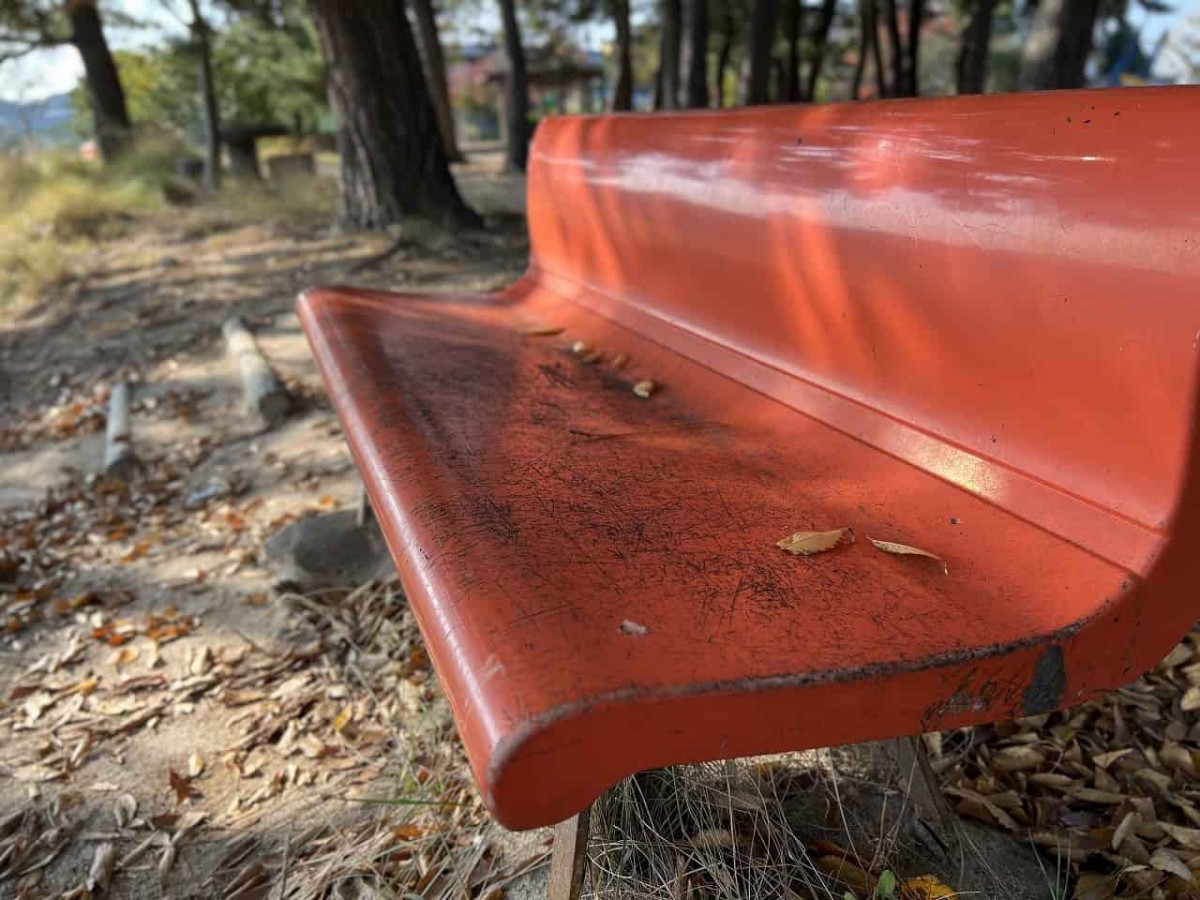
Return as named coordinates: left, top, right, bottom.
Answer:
left=0, top=157, right=539, bottom=899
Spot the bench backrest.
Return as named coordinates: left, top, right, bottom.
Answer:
left=525, top=87, right=1200, bottom=573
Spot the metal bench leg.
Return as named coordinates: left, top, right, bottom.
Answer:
left=356, top=481, right=375, bottom=528
left=547, top=807, right=591, bottom=900
left=889, top=735, right=960, bottom=852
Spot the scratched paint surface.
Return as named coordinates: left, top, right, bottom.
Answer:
left=301, top=283, right=1162, bottom=827
left=298, top=87, right=1200, bottom=830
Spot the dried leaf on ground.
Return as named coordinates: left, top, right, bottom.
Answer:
left=87, top=842, right=116, bottom=892
left=169, top=768, right=200, bottom=804
left=900, top=875, right=957, bottom=900
left=113, top=794, right=137, bottom=829
left=188, top=751, right=206, bottom=778
left=1150, top=847, right=1193, bottom=880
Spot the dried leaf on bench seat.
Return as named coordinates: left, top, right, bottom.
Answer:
left=869, top=538, right=948, bottom=574
left=619, top=619, right=648, bottom=637
left=776, top=527, right=853, bottom=557
left=523, top=325, right=563, bottom=336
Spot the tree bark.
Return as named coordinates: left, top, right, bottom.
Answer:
left=956, top=0, right=997, bottom=93
left=681, top=0, right=709, bottom=106
left=778, top=0, right=801, bottom=101
left=657, top=0, right=682, bottom=108
left=870, top=0, right=887, bottom=97
left=743, top=0, right=780, bottom=104
left=804, top=0, right=837, bottom=99
left=497, top=0, right=529, bottom=171
left=187, top=0, right=221, bottom=193
left=410, top=0, right=464, bottom=163
left=906, top=0, right=925, bottom=96
left=713, top=0, right=736, bottom=104
left=309, top=0, right=479, bottom=228
left=880, top=0, right=903, bottom=94
left=67, top=0, right=131, bottom=163
left=1019, top=0, right=1100, bottom=90
left=853, top=0, right=886, bottom=98
left=611, top=0, right=634, bottom=110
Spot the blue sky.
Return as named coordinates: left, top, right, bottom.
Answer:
left=1, top=0, right=1196, bottom=102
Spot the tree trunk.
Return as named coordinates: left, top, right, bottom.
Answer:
left=853, top=0, right=886, bottom=98
left=410, top=0, right=464, bottom=163
left=611, top=0, right=634, bottom=110
left=907, top=0, right=925, bottom=95
left=880, top=0, right=903, bottom=94
left=187, top=0, right=221, bottom=193
left=779, top=0, right=801, bottom=102
left=870, top=0, right=888, bottom=97
left=714, top=0, right=736, bottom=105
left=67, top=0, right=131, bottom=163
left=682, top=0, right=709, bottom=106
left=743, top=0, right=780, bottom=104
left=1019, top=0, right=1100, bottom=90
left=956, top=0, right=997, bottom=93
left=496, top=0, right=530, bottom=171
left=309, top=0, right=479, bottom=228
left=804, top=0, right=838, bottom=99
left=657, top=0, right=682, bottom=108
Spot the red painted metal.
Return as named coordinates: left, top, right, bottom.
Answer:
left=299, top=87, right=1200, bottom=830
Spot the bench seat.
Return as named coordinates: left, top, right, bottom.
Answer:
left=300, top=86, right=1200, bottom=829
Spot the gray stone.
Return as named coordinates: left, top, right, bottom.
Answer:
left=264, top=510, right=394, bottom=593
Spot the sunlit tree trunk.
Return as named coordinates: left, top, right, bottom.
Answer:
left=657, top=0, right=682, bottom=108
left=67, top=0, right=131, bottom=163
left=309, top=0, right=479, bottom=227
left=410, top=0, right=464, bottom=163
left=956, top=0, right=997, bottom=93
left=682, top=0, right=709, bottom=107
left=611, top=0, right=634, bottom=110
left=186, top=0, right=220, bottom=193
left=497, top=0, right=530, bottom=171
left=804, top=0, right=837, bottom=99
left=743, top=0, right=779, bottom=104
left=1019, top=0, right=1100, bottom=90
left=778, top=0, right=801, bottom=101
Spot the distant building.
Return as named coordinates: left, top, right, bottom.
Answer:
left=448, top=43, right=607, bottom=141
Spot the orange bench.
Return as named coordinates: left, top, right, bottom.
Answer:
left=299, top=86, right=1200, bottom=831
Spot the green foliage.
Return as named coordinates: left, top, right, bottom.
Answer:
left=70, top=48, right=197, bottom=139
left=876, top=870, right=898, bottom=899
left=213, top=12, right=326, bottom=130
left=68, top=12, right=326, bottom=143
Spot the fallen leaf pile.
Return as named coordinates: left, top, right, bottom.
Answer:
left=936, top=631, right=1200, bottom=898
left=0, top=381, right=111, bottom=454
left=0, top=576, right=528, bottom=897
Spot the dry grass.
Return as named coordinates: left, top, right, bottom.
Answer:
left=0, top=145, right=167, bottom=309
left=0, top=143, right=339, bottom=311
left=590, top=760, right=875, bottom=900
